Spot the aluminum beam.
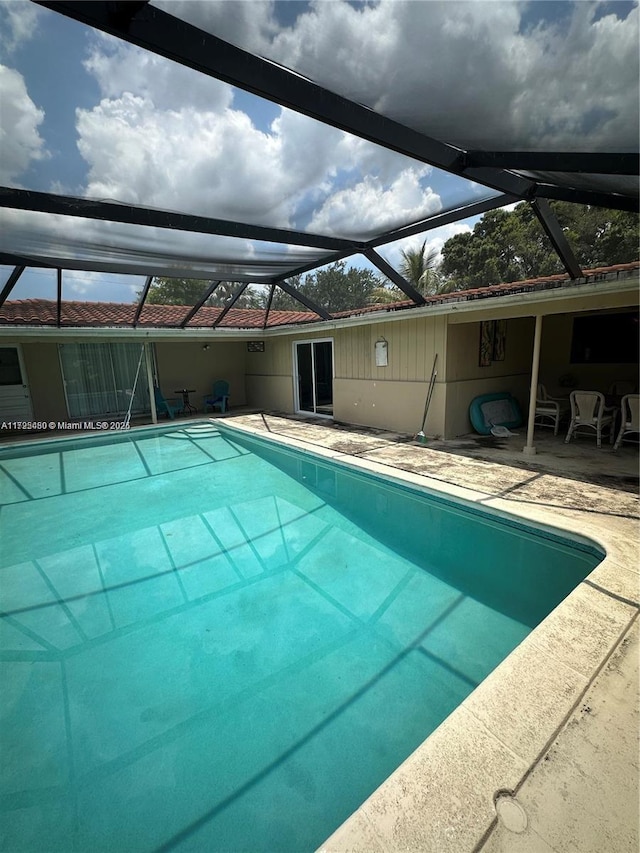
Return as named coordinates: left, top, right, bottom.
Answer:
left=133, top=276, right=153, bottom=326
left=277, top=280, right=332, bottom=320
left=530, top=199, right=582, bottom=279
left=533, top=183, right=639, bottom=213
left=366, top=194, right=516, bottom=249
left=363, top=249, right=426, bottom=305
left=211, top=283, right=249, bottom=328
left=56, top=268, right=62, bottom=327
left=180, top=281, right=222, bottom=328
left=262, top=284, right=276, bottom=330
left=0, top=266, right=26, bottom=308
left=464, top=151, right=639, bottom=176
left=36, top=1, right=534, bottom=200
left=0, top=187, right=360, bottom=252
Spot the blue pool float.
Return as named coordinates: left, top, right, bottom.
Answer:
left=469, top=392, right=523, bottom=435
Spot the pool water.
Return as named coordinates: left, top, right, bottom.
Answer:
left=0, top=422, right=602, bottom=852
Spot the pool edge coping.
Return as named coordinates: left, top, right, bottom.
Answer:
left=213, top=416, right=639, bottom=853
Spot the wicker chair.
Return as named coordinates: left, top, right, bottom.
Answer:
left=565, top=390, right=617, bottom=448
left=613, top=394, right=640, bottom=451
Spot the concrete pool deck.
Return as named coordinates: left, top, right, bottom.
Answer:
left=219, top=413, right=639, bottom=853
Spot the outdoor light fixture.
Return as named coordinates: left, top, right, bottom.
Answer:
left=202, top=344, right=210, bottom=351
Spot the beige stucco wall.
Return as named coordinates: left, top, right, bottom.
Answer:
left=333, top=316, right=445, bottom=434
left=246, top=317, right=448, bottom=435
left=6, top=339, right=248, bottom=422
left=444, top=317, right=535, bottom=438
left=245, top=335, right=296, bottom=411
left=155, top=340, right=247, bottom=409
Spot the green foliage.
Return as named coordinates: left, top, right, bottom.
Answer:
left=142, top=278, right=263, bottom=309
left=268, top=264, right=384, bottom=312
left=368, top=284, right=406, bottom=304
left=399, top=240, right=442, bottom=295
left=302, top=262, right=382, bottom=312
left=440, top=202, right=639, bottom=290
left=143, top=278, right=213, bottom=305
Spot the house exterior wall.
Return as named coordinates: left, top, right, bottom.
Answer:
left=245, top=335, right=297, bottom=411
left=245, top=317, right=448, bottom=435
left=333, top=316, right=446, bottom=434
left=3, top=339, right=248, bottom=423
left=444, top=317, right=535, bottom=438
left=1, top=277, right=637, bottom=434
left=155, top=340, right=247, bottom=410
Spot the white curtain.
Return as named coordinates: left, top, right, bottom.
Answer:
left=59, top=343, right=149, bottom=418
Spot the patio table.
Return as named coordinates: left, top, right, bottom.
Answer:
left=174, top=389, right=197, bottom=415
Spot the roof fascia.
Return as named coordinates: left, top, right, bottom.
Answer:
left=261, top=275, right=639, bottom=335
left=0, top=325, right=268, bottom=341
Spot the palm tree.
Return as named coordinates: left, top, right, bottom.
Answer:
left=399, top=240, right=446, bottom=296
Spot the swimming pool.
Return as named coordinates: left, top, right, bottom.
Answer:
left=0, top=422, right=603, bottom=852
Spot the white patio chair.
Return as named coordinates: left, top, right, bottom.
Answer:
left=613, top=394, right=640, bottom=451
left=565, top=390, right=617, bottom=448
left=534, top=384, right=569, bottom=436
left=607, top=380, right=636, bottom=397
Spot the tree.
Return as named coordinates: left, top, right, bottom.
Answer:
left=267, top=264, right=384, bottom=313
left=368, top=284, right=405, bottom=305
left=302, top=262, right=382, bottom=312
left=440, top=202, right=639, bottom=290
left=141, top=277, right=263, bottom=309
left=399, top=240, right=445, bottom=295
left=143, top=277, right=213, bottom=305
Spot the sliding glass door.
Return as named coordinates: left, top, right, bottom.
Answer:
left=59, top=343, right=150, bottom=419
left=294, top=339, right=334, bottom=417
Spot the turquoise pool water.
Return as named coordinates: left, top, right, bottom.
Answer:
left=0, top=422, right=602, bottom=852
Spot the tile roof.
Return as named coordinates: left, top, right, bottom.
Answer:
left=0, top=299, right=318, bottom=328
left=1, top=262, right=637, bottom=329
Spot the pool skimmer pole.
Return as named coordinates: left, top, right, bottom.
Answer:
left=415, top=353, right=438, bottom=444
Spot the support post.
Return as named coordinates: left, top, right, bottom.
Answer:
left=523, top=315, right=543, bottom=456
left=145, top=342, right=157, bottom=424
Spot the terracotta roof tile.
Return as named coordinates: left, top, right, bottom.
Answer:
left=1, top=262, right=637, bottom=329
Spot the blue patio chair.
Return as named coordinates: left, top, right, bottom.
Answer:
left=154, top=386, right=180, bottom=419
left=203, top=380, right=230, bottom=414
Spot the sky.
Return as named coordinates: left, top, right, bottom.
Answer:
left=0, top=0, right=638, bottom=303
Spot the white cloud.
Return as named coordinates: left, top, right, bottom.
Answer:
left=75, top=40, right=439, bottom=235
left=308, top=168, right=441, bottom=238
left=84, top=34, right=233, bottom=114
left=0, top=1, right=39, bottom=53
left=152, top=0, right=280, bottom=53
left=193, top=0, right=638, bottom=152
left=0, top=65, right=47, bottom=183
left=379, top=222, right=473, bottom=271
